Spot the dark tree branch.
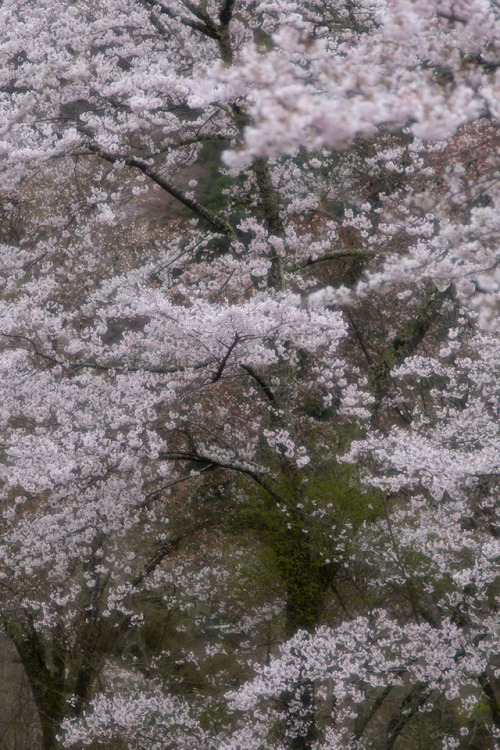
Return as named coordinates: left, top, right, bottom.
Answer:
left=219, top=0, right=236, bottom=26
left=137, top=0, right=220, bottom=39
left=85, top=142, right=239, bottom=239
left=0, top=333, right=220, bottom=379
left=368, top=285, right=453, bottom=420
left=0, top=333, right=60, bottom=366
left=290, top=247, right=387, bottom=272
left=228, top=106, right=286, bottom=289
left=140, top=465, right=215, bottom=508
left=212, top=334, right=240, bottom=382
left=385, top=684, right=430, bottom=749
left=136, top=0, right=171, bottom=37
left=478, top=670, right=500, bottom=728
left=345, top=311, right=373, bottom=366
left=131, top=522, right=212, bottom=588
left=239, top=363, right=276, bottom=403
left=252, top=157, right=286, bottom=290
left=181, top=0, right=218, bottom=29
left=161, top=449, right=283, bottom=503
left=353, top=683, right=395, bottom=741
left=162, top=133, right=233, bottom=150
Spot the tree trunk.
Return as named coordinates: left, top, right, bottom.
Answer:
left=280, top=522, right=329, bottom=638
left=4, top=619, right=67, bottom=750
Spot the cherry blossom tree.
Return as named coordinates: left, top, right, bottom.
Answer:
left=0, top=1, right=499, bottom=749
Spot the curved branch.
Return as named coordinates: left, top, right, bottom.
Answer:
left=86, top=143, right=239, bottom=239
left=290, top=247, right=388, bottom=272
left=161, top=450, right=283, bottom=503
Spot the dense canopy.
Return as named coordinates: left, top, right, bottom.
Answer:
left=0, top=2, right=499, bottom=749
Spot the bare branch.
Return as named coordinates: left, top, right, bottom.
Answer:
left=290, top=247, right=387, bottom=272
left=137, top=0, right=220, bottom=39
left=212, top=333, right=240, bottom=382
left=85, top=142, right=239, bottom=239
left=161, top=449, right=283, bottom=503
left=0, top=333, right=214, bottom=376
left=239, top=363, right=276, bottom=403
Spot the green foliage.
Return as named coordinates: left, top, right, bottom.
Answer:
left=231, top=461, right=385, bottom=633
left=239, top=461, right=384, bottom=550
left=309, top=462, right=385, bottom=529
left=197, top=142, right=234, bottom=214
